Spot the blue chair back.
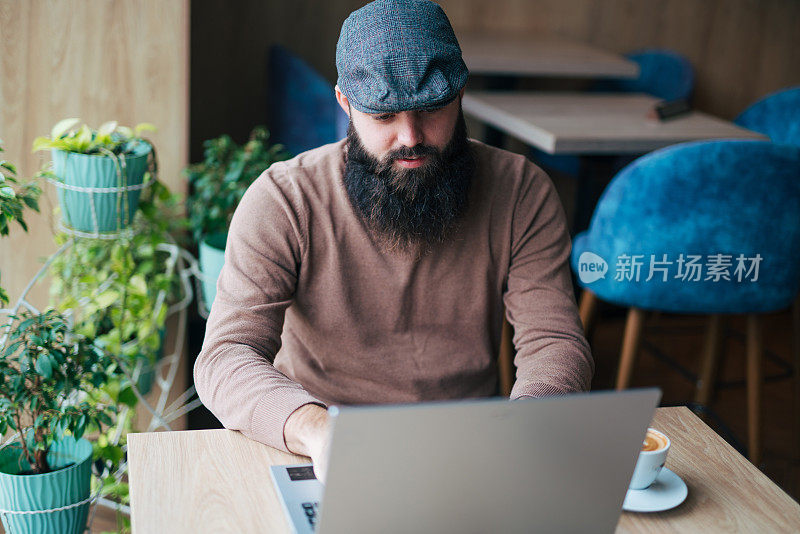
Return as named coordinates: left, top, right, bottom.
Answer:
left=571, top=140, right=800, bottom=314
left=734, top=86, right=800, bottom=147
left=594, top=49, right=695, bottom=102
left=268, top=44, right=349, bottom=156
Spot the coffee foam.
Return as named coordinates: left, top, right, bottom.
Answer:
left=641, top=430, right=668, bottom=452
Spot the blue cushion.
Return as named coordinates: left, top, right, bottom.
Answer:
left=735, top=86, right=800, bottom=147
left=268, top=45, right=349, bottom=156
left=571, top=140, right=800, bottom=314
left=593, top=49, right=695, bottom=102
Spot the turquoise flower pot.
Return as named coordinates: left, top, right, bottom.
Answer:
left=0, top=437, right=93, bottom=534
left=199, top=233, right=227, bottom=309
left=51, top=142, right=152, bottom=234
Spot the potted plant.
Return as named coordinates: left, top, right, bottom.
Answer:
left=185, top=126, right=289, bottom=307
left=48, top=180, right=185, bottom=532
left=0, top=309, right=115, bottom=534
left=33, top=119, right=156, bottom=235
left=0, top=140, right=42, bottom=306
left=50, top=180, right=185, bottom=396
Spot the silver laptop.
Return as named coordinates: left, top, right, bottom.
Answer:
left=270, top=388, right=660, bottom=534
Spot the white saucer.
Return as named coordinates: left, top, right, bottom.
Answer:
left=623, top=467, right=688, bottom=513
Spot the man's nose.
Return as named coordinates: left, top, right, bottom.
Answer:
left=396, top=113, right=424, bottom=148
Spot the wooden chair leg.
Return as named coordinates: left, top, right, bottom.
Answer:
left=498, top=313, right=515, bottom=398
left=695, top=314, right=724, bottom=406
left=746, top=314, right=763, bottom=466
left=616, top=308, right=645, bottom=390
left=579, top=290, right=598, bottom=334
left=792, top=295, right=800, bottom=462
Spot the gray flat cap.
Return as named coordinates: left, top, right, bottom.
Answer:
left=336, top=0, right=468, bottom=114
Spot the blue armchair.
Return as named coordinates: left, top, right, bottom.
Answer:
left=571, top=140, right=800, bottom=464
left=268, top=44, right=349, bottom=157
left=735, top=85, right=800, bottom=147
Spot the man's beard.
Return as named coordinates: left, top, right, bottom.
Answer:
left=343, top=109, right=475, bottom=253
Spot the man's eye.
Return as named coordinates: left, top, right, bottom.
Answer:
left=423, top=108, right=442, bottom=114
left=375, top=114, right=394, bottom=121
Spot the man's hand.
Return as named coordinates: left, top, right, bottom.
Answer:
left=284, top=404, right=331, bottom=483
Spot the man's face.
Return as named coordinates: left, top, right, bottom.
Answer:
left=346, top=93, right=463, bottom=168
left=338, top=90, right=475, bottom=253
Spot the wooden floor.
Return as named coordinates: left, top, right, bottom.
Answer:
left=588, top=303, right=800, bottom=503
left=89, top=506, right=123, bottom=533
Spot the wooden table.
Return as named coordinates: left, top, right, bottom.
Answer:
left=463, top=91, right=766, bottom=155
left=127, top=407, right=800, bottom=533
left=458, top=33, right=639, bottom=79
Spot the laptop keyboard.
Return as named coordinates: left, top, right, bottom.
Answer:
left=301, top=501, right=320, bottom=529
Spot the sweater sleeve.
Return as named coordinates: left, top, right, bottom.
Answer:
left=503, top=165, right=594, bottom=398
left=193, top=166, right=325, bottom=452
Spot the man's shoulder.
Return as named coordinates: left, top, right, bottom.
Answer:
left=246, top=139, right=347, bottom=202
left=261, top=139, right=346, bottom=185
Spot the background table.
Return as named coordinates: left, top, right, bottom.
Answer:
left=458, top=33, right=639, bottom=79
left=128, top=407, right=800, bottom=533
left=463, top=92, right=766, bottom=155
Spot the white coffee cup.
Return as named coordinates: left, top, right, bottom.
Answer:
left=629, top=428, right=670, bottom=490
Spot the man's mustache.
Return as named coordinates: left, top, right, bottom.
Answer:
left=384, top=144, right=439, bottom=162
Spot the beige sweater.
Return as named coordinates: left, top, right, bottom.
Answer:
left=194, top=139, right=593, bottom=452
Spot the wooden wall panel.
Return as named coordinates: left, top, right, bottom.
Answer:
left=0, top=0, right=189, bottom=308
left=189, top=0, right=798, bottom=160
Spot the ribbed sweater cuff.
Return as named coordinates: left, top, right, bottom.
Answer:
left=511, top=382, right=572, bottom=399
left=250, top=389, right=327, bottom=453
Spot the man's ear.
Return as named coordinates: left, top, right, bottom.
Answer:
left=334, top=85, right=351, bottom=117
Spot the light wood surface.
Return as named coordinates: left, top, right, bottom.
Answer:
left=463, top=91, right=766, bottom=155
left=457, top=32, right=639, bottom=78
left=128, top=429, right=306, bottom=533
left=128, top=407, right=800, bottom=533
left=617, top=407, right=800, bottom=532
left=0, top=0, right=189, bottom=309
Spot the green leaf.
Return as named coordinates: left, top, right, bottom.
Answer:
left=35, top=354, right=54, bottom=379
left=97, top=121, right=118, bottom=137
left=129, top=274, right=147, bottom=295
left=75, top=125, right=92, bottom=151
left=134, top=123, right=157, bottom=137
left=0, top=186, right=15, bottom=198
left=0, top=161, right=17, bottom=175
left=97, top=412, right=113, bottom=427
left=51, top=118, right=81, bottom=140
left=31, top=136, right=51, bottom=152
left=22, top=195, right=39, bottom=212
left=118, top=386, right=138, bottom=408
left=116, top=126, right=133, bottom=139
left=74, top=414, right=87, bottom=439
left=95, top=290, right=119, bottom=309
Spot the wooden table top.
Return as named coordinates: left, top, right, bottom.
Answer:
left=463, top=91, right=766, bottom=154
left=128, top=407, right=800, bottom=533
left=457, top=33, right=640, bottom=79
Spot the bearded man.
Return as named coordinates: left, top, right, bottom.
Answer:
left=194, top=0, right=593, bottom=482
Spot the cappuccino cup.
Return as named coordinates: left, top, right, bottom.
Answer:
left=629, top=428, right=670, bottom=490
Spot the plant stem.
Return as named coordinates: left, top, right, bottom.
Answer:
left=14, top=411, right=34, bottom=471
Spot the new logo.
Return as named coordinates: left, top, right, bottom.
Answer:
left=577, top=252, right=608, bottom=284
